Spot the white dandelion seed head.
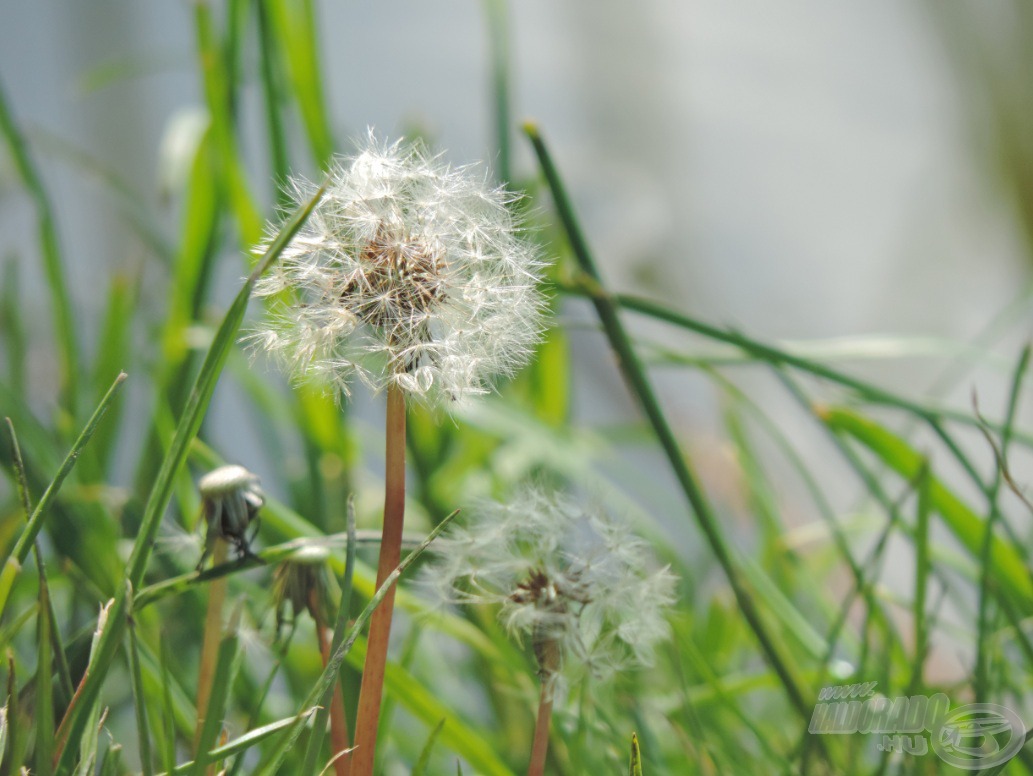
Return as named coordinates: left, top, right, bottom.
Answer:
left=249, top=130, right=549, bottom=407
left=422, top=489, right=676, bottom=687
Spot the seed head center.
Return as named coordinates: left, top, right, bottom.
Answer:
left=342, top=229, right=446, bottom=341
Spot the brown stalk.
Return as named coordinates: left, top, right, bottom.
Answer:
left=194, top=538, right=228, bottom=771
left=348, top=383, right=406, bottom=775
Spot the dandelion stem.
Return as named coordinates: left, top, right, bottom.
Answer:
left=194, top=538, right=228, bottom=768
left=527, top=681, right=553, bottom=776
left=351, top=383, right=407, bottom=775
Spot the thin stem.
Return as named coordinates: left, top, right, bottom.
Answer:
left=350, top=383, right=407, bottom=775
left=312, top=590, right=350, bottom=776
left=527, top=681, right=553, bottom=776
left=194, top=539, right=229, bottom=763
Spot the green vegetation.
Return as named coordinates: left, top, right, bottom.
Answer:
left=0, top=3, right=1031, bottom=773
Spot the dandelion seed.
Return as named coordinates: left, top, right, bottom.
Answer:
left=423, top=488, right=676, bottom=691
left=249, top=130, right=548, bottom=407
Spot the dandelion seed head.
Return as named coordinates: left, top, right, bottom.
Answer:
left=250, top=131, right=548, bottom=406
left=422, top=489, right=676, bottom=687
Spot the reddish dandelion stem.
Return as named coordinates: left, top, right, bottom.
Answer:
left=527, top=680, right=554, bottom=776
left=349, top=383, right=406, bottom=775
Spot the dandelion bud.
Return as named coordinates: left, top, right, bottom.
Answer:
left=423, top=489, right=676, bottom=691
left=271, top=545, right=333, bottom=637
left=196, top=465, right=264, bottom=570
left=249, top=130, right=548, bottom=406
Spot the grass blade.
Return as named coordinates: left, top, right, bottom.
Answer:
left=34, top=574, right=54, bottom=776
left=0, top=259, right=27, bottom=395
left=481, top=0, right=511, bottom=184
left=300, top=497, right=357, bottom=774
left=126, top=585, right=154, bottom=776
left=524, top=121, right=811, bottom=721
left=820, top=406, right=1033, bottom=604
left=266, top=0, right=334, bottom=167
left=5, top=372, right=127, bottom=572
left=411, top=718, right=446, bottom=776
left=53, top=184, right=324, bottom=775
left=0, top=77, right=79, bottom=417
left=189, top=608, right=240, bottom=776
left=629, top=732, right=643, bottom=776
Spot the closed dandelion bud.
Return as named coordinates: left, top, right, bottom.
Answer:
left=248, top=130, right=548, bottom=406
left=423, top=489, right=676, bottom=694
left=272, top=545, right=332, bottom=637
left=196, top=465, right=264, bottom=570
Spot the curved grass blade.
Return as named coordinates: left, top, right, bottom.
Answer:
left=161, top=712, right=317, bottom=776
left=524, top=121, right=811, bottom=720
left=0, top=373, right=127, bottom=621
left=53, top=183, right=325, bottom=775
left=412, top=718, right=446, bottom=776
left=0, top=76, right=79, bottom=416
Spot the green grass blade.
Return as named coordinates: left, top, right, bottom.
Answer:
left=300, top=497, right=357, bottom=774
left=565, top=286, right=1033, bottom=449
left=127, top=182, right=324, bottom=589
left=4, top=371, right=126, bottom=585
left=189, top=610, right=240, bottom=776
left=481, top=0, right=511, bottom=184
left=53, top=186, right=324, bottom=775
left=266, top=0, right=334, bottom=167
left=0, top=259, right=27, bottom=395
left=909, top=463, right=931, bottom=695
left=159, top=636, right=178, bottom=776
left=193, top=1, right=262, bottom=246
left=98, top=743, right=122, bottom=776
left=34, top=574, right=55, bottom=776
left=6, top=654, right=29, bottom=771
left=88, top=274, right=136, bottom=474
left=524, top=121, right=811, bottom=721
left=67, top=600, right=113, bottom=776
left=256, top=0, right=290, bottom=202
left=411, top=718, right=446, bottom=776
left=821, top=406, right=1033, bottom=605
left=346, top=641, right=514, bottom=776
left=0, top=77, right=79, bottom=417
left=126, top=585, right=154, bottom=776
left=976, top=344, right=1030, bottom=703
left=629, top=732, right=643, bottom=776
left=6, top=417, right=76, bottom=708
left=163, top=712, right=316, bottom=775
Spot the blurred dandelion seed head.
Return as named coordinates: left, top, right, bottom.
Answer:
left=423, top=489, right=676, bottom=688
left=249, top=130, right=548, bottom=406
